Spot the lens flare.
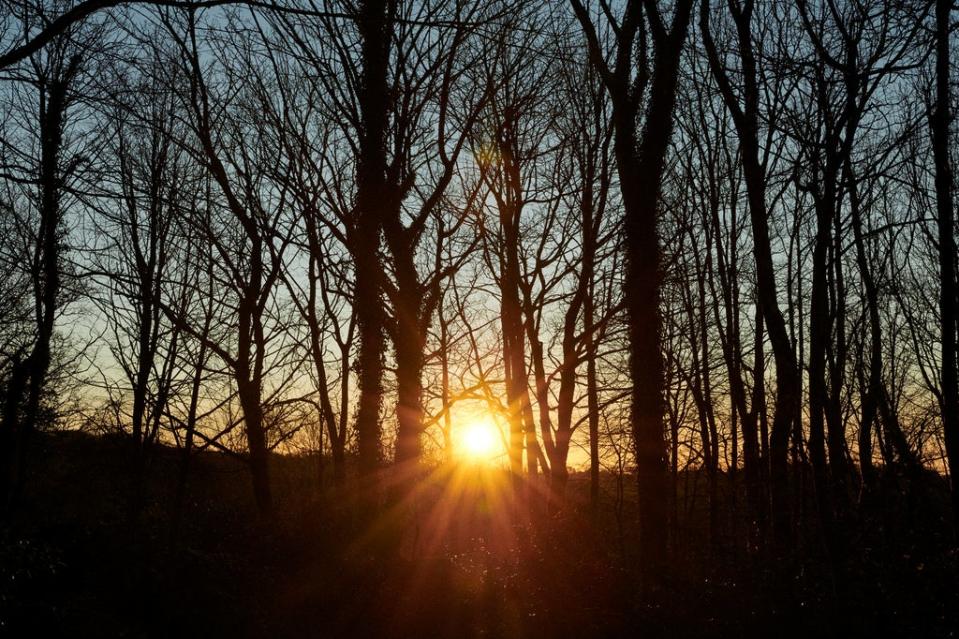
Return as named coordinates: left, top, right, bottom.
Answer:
left=459, top=417, right=499, bottom=461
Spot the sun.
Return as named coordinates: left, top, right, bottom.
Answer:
left=458, top=416, right=500, bottom=462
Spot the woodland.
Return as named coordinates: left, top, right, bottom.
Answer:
left=0, top=0, right=958, bottom=637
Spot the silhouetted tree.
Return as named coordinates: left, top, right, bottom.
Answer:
left=571, top=0, right=694, bottom=565
left=0, top=26, right=87, bottom=509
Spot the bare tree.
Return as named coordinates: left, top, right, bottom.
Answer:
left=570, top=0, right=694, bottom=564
left=159, top=10, right=298, bottom=515
left=0, top=24, right=88, bottom=508
left=931, top=0, right=958, bottom=518
left=700, top=0, right=801, bottom=548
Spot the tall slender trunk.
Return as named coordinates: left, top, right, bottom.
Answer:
left=932, top=0, right=959, bottom=519
left=335, top=336, right=351, bottom=483
left=239, top=381, right=271, bottom=516
left=752, top=306, right=769, bottom=535
left=439, top=303, right=453, bottom=460
left=352, top=231, right=385, bottom=477
left=551, top=175, right=601, bottom=505
left=521, top=300, right=547, bottom=480
left=183, top=18, right=279, bottom=518
left=741, top=81, right=799, bottom=555
left=552, top=283, right=587, bottom=503
left=848, top=174, right=880, bottom=492
left=586, top=275, right=601, bottom=509
left=173, top=330, right=208, bottom=537
left=501, top=228, right=531, bottom=482
left=491, top=127, right=538, bottom=484
left=706, top=162, right=763, bottom=538
left=304, top=213, right=345, bottom=483
left=701, top=2, right=800, bottom=549
left=695, top=243, right=720, bottom=545
left=827, top=212, right=849, bottom=488
left=353, top=0, right=391, bottom=476
left=127, top=182, right=164, bottom=449
left=808, top=193, right=832, bottom=521
left=130, top=292, right=153, bottom=445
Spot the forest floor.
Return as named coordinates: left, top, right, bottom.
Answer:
left=1, top=431, right=957, bottom=638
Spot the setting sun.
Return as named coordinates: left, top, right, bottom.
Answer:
left=458, top=416, right=500, bottom=461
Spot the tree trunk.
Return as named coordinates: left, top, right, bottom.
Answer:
left=393, top=247, right=426, bottom=468
left=932, top=0, right=959, bottom=519
left=848, top=173, right=880, bottom=493
left=701, top=1, right=800, bottom=550
left=808, top=195, right=832, bottom=522
left=622, top=10, right=692, bottom=564
left=237, top=288, right=272, bottom=517
left=584, top=230, right=601, bottom=509
left=353, top=0, right=391, bottom=477
left=238, top=380, right=272, bottom=517
left=501, top=238, right=532, bottom=483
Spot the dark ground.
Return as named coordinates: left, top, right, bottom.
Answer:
left=1, top=431, right=957, bottom=638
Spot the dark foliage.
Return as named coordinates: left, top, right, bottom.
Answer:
left=1, top=432, right=955, bottom=638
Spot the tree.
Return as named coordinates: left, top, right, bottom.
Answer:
left=161, top=10, right=298, bottom=515
left=0, top=26, right=87, bottom=508
left=931, top=0, right=958, bottom=518
left=570, top=0, right=694, bottom=564
left=700, top=0, right=801, bottom=548
left=472, top=10, right=554, bottom=485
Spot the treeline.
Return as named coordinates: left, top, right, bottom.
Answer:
left=0, top=0, right=957, bottom=559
